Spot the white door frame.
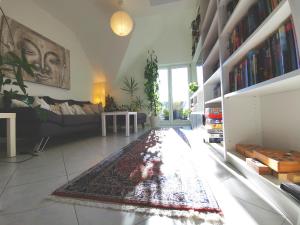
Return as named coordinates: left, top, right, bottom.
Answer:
left=158, top=64, right=191, bottom=127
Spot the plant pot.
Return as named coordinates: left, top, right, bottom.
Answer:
left=173, top=110, right=179, bottom=120
left=150, top=115, right=159, bottom=128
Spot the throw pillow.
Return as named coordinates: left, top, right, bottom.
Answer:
left=11, top=99, right=28, bottom=108
left=32, top=97, right=50, bottom=110
left=59, top=102, right=75, bottom=115
left=72, top=105, right=86, bottom=115
left=82, top=104, right=95, bottom=115
left=89, top=103, right=103, bottom=114
left=49, top=104, right=62, bottom=115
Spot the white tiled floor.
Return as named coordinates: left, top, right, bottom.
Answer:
left=0, top=128, right=293, bottom=225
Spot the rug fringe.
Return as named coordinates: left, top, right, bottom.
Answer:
left=48, top=195, right=224, bottom=225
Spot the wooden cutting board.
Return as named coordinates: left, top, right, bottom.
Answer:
left=236, top=144, right=261, bottom=158
left=254, top=150, right=300, bottom=173
left=246, top=158, right=272, bottom=175
left=273, top=172, right=300, bottom=183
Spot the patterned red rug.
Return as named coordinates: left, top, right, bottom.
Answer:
left=51, top=128, right=223, bottom=224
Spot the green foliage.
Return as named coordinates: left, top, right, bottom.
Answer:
left=0, top=50, right=35, bottom=106
left=104, top=94, right=118, bottom=112
left=144, top=50, right=161, bottom=116
left=130, top=96, right=145, bottom=112
left=163, top=108, right=169, bottom=120
left=121, top=77, right=138, bottom=98
left=189, top=82, right=199, bottom=93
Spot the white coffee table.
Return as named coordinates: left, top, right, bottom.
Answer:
left=101, top=111, right=137, bottom=137
left=0, top=113, right=16, bottom=157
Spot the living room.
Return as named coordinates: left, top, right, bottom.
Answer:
left=0, top=0, right=299, bottom=225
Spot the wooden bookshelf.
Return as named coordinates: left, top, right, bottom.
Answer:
left=191, top=0, right=300, bottom=223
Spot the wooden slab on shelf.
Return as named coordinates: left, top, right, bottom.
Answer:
left=273, top=171, right=300, bottom=183
left=246, top=158, right=272, bottom=175
left=236, top=144, right=261, bottom=158
left=254, top=149, right=300, bottom=173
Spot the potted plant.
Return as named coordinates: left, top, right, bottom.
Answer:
left=120, top=76, right=145, bottom=112
left=163, top=108, right=169, bottom=120
left=144, top=50, right=161, bottom=128
left=189, top=82, right=199, bottom=93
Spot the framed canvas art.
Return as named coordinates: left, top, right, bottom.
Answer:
left=0, top=16, right=70, bottom=89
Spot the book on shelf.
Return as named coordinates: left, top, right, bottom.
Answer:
left=227, top=0, right=239, bottom=20
left=229, top=17, right=300, bottom=93
left=228, top=0, right=283, bottom=55
left=206, top=118, right=223, bottom=124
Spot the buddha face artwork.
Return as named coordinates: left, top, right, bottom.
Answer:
left=0, top=16, right=70, bottom=89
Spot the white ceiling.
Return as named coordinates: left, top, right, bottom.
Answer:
left=33, top=0, right=198, bottom=83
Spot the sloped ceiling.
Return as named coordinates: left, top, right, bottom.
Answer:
left=33, top=0, right=198, bottom=85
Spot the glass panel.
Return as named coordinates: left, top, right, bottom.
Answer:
left=171, top=67, right=189, bottom=121
left=158, top=69, right=170, bottom=121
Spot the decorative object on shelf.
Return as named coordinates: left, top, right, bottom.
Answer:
left=110, top=0, right=134, bottom=37
left=0, top=16, right=70, bottom=89
left=144, top=50, right=161, bottom=127
left=229, top=17, right=299, bottom=93
left=51, top=128, right=223, bottom=222
left=188, top=81, right=199, bottom=93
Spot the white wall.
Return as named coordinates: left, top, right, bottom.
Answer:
left=109, top=8, right=194, bottom=106
left=261, top=89, right=300, bottom=150
left=1, top=0, right=94, bottom=101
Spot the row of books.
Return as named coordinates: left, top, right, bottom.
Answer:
left=226, top=0, right=239, bottom=21
left=204, top=108, right=223, bottom=143
left=229, top=17, right=300, bottom=92
left=228, top=0, right=282, bottom=55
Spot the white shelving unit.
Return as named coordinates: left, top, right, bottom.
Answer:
left=191, top=0, right=300, bottom=223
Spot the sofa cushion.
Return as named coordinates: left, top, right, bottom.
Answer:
left=11, top=99, right=29, bottom=108
left=72, top=105, right=86, bottom=115
left=59, top=102, right=75, bottom=115
left=82, top=104, right=95, bottom=115
left=49, top=104, right=62, bottom=115
left=32, top=97, right=51, bottom=110
left=63, top=115, right=100, bottom=126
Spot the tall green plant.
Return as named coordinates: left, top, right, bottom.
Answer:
left=121, top=76, right=138, bottom=98
left=144, top=50, right=161, bottom=116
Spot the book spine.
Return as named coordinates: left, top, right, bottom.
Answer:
left=278, top=24, right=289, bottom=74
left=286, top=17, right=300, bottom=70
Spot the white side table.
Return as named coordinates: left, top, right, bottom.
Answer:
left=0, top=113, right=16, bottom=157
left=101, top=111, right=137, bottom=137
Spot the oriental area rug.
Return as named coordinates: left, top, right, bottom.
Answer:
left=51, top=128, right=223, bottom=224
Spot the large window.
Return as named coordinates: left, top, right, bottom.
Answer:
left=158, top=65, right=191, bottom=125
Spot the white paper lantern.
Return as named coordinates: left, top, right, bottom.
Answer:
left=110, top=11, right=134, bottom=37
